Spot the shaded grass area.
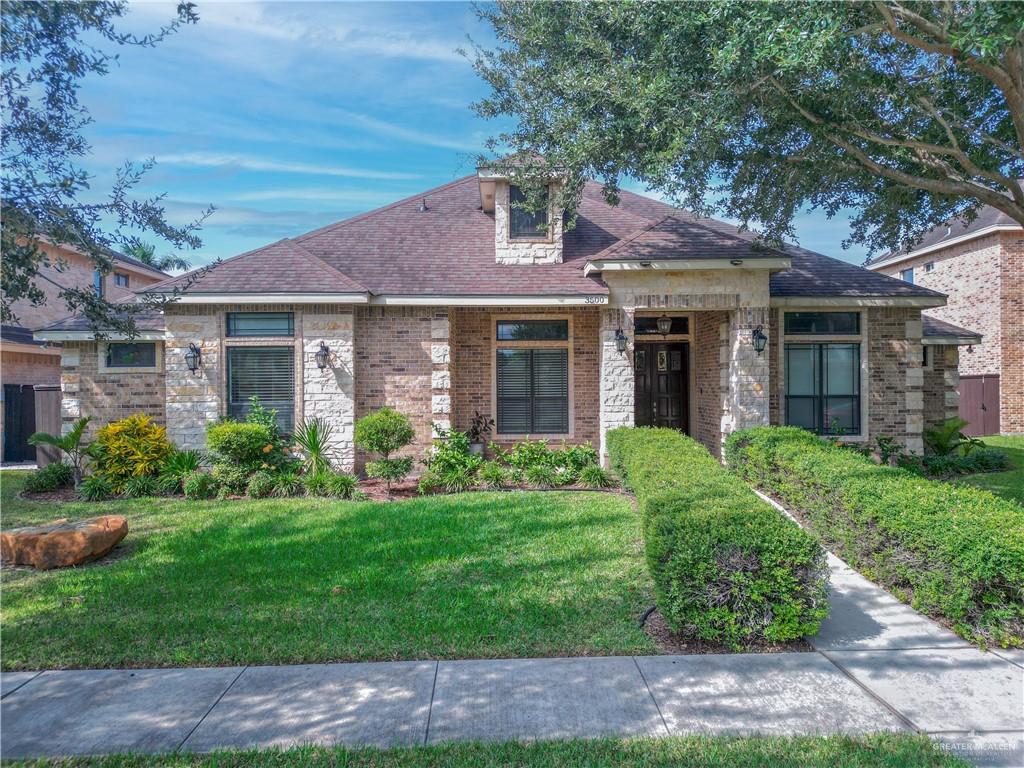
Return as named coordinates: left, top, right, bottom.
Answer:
left=1, top=472, right=653, bottom=669
left=2, top=734, right=969, bottom=768
left=956, top=435, right=1024, bottom=504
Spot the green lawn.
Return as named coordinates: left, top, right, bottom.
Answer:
left=956, top=435, right=1024, bottom=504
left=0, top=472, right=654, bottom=670
left=1, top=734, right=969, bottom=768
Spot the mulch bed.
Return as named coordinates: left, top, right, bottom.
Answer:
left=17, top=487, right=79, bottom=503
left=642, top=608, right=813, bottom=654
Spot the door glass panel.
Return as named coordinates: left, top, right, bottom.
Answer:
left=785, top=345, right=818, bottom=395
left=825, top=344, right=859, bottom=395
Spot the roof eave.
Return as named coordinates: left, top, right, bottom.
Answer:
left=770, top=295, right=946, bottom=308
left=34, top=329, right=166, bottom=342
left=922, top=334, right=982, bottom=346
left=584, top=257, right=792, bottom=277
left=144, top=291, right=371, bottom=305
left=867, top=225, right=1020, bottom=270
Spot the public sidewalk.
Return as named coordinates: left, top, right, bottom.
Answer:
left=2, top=556, right=1022, bottom=765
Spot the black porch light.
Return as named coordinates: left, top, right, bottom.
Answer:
left=656, top=313, right=672, bottom=336
left=751, top=325, right=768, bottom=356
left=315, top=341, right=330, bottom=370
left=184, top=342, right=202, bottom=374
left=614, top=327, right=628, bottom=353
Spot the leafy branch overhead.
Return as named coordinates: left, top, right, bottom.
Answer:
left=1, top=1, right=218, bottom=335
left=472, top=1, right=1024, bottom=255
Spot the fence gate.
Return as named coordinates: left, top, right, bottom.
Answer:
left=2, top=384, right=37, bottom=463
left=33, top=385, right=62, bottom=467
left=959, top=374, right=1000, bottom=436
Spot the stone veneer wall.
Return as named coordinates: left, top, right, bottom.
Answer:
left=59, top=342, right=166, bottom=439
left=693, top=311, right=728, bottom=457
left=598, top=307, right=633, bottom=461
left=450, top=306, right=600, bottom=451
left=874, top=233, right=1001, bottom=378
left=867, top=307, right=924, bottom=454
left=923, top=345, right=960, bottom=433
left=165, top=307, right=220, bottom=450
left=353, top=306, right=437, bottom=469
left=722, top=307, right=771, bottom=439
left=1000, top=231, right=1024, bottom=433
left=493, top=181, right=564, bottom=265
left=302, top=308, right=355, bottom=469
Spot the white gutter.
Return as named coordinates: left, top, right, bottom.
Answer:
left=34, top=330, right=167, bottom=342
left=151, top=292, right=371, bottom=305
left=369, top=294, right=610, bottom=306
left=770, top=295, right=946, bottom=308
left=584, top=257, right=791, bottom=277
left=867, top=225, right=1019, bottom=270
left=923, top=335, right=981, bottom=346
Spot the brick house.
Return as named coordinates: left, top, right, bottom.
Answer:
left=2, top=243, right=168, bottom=462
left=36, top=169, right=980, bottom=469
left=866, top=205, right=1023, bottom=435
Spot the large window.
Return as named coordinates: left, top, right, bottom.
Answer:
left=227, top=347, right=295, bottom=433
left=784, top=312, right=859, bottom=335
left=509, top=184, right=549, bottom=239
left=495, top=318, right=569, bottom=435
left=227, top=312, right=294, bottom=337
left=105, top=343, right=156, bottom=369
left=785, top=343, right=860, bottom=435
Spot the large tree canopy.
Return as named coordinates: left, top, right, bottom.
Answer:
left=473, top=1, right=1024, bottom=255
left=1, top=1, right=211, bottom=333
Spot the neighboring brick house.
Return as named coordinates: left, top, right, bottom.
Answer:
left=866, top=206, right=1023, bottom=435
left=2, top=243, right=168, bottom=462
left=37, top=169, right=979, bottom=469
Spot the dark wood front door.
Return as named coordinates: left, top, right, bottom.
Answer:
left=634, top=343, right=689, bottom=432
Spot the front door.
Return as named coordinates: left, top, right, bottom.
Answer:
left=634, top=343, right=689, bottom=432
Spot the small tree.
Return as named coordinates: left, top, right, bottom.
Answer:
left=354, top=407, right=415, bottom=496
left=28, top=416, right=92, bottom=488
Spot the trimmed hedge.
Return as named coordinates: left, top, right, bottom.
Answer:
left=608, top=427, right=828, bottom=649
left=725, top=426, right=1024, bottom=648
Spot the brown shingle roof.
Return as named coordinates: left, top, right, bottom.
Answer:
left=147, top=174, right=942, bottom=300
left=40, top=309, right=166, bottom=333
left=922, top=314, right=982, bottom=342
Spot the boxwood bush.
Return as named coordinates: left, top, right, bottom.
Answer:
left=607, top=427, right=828, bottom=650
left=725, top=426, right=1024, bottom=648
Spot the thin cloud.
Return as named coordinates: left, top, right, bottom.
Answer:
left=229, top=188, right=412, bottom=206
left=155, top=153, right=422, bottom=180
left=331, top=109, right=481, bottom=152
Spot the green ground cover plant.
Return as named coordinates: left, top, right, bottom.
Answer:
left=955, top=435, right=1024, bottom=504
left=1, top=472, right=653, bottom=669
left=726, top=427, right=1024, bottom=648
left=607, top=427, right=828, bottom=650
left=0, top=734, right=967, bottom=768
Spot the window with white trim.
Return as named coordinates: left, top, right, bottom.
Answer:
left=105, top=342, right=156, bottom=369
left=900, top=267, right=915, bottom=284
left=495, top=319, right=569, bottom=434
left=227, top=346, right=295, bottom=433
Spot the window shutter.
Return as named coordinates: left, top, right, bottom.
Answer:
left=227, top=347, right=295, bottom=433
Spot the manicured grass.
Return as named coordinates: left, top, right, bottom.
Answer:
left=956, top=435, right=1024, bottom=504
left=0, top=472, right=654, bottom=669
left=1, top=734, right=969, bottom=768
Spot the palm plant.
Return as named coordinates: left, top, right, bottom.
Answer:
left=124, top=241, right=190, bottom=273
left=924, top=417, right=985, bottom=456
left=28, top=416, right=93, bottom=488
left=292, top=417, right=337, bottom=475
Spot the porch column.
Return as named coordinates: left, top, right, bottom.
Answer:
left=430, top=310, right=451, bottom=438
left=302, top=307, right=355, bottom=470
left=720, top=307, right=771, bottom=446
left=599, top=307, right=634, bottom=464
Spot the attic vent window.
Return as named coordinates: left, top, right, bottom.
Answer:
left=509, top=184, right=549, bottom=239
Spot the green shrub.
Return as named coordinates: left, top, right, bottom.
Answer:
left=24, top=463, right=74, bottom=493
left=183, top=471, right=217, bottom=500
left=210, top=463, right=249, bottom=496
left=158, top=449, right=204, bottom=494
left=355, top=408, right=415, bottom=493
left=479, top=460, right=512, bottom=489
left=325, top=472, right=359, bottom=499
left=206, top=421, right=275, bottom=465
left=271, top=470, right=303, bottom=498
left=92, top=413, right=173, bottom=491
left=609, top=427, right=828, bottom=650
left=505, top=438, right=554, bottom=470
left=78, top=473, right=113, bottom=501
left=919, top=448, right=1009, bottom=478
left=246, top=471, right=275, bottom=499
left=121, top=475, right=159, bottom=498
left=725, top=426, right=1024, bottom=648
left=577, top=464, right=614, bottom=489
left=553, top=442, right=599, bottom=474
left=525, top=464, right=558, bottom=488
left=423, top=430, right=483, bottom=485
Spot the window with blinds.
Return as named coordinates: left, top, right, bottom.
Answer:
left=496, top=348, right=569, bottom=434
left=227, top=347, right=295, bottom=433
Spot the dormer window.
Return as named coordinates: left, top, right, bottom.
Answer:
left=509, top=184, right=549, bottom=240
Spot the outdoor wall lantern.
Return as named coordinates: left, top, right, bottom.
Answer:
left=614, top=327, right=628, bottom=353
left=315, top=341, right=331, bottom=370
left=184, top=343, right=202, bottom=374
left=656, top=314, right=672, bottom=336
left=751, top=325, right=768, bottom=356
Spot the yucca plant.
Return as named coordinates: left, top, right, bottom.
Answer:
left=28, top=416, right=93, bottom=488
left=292, top=417, right=337, bottom=475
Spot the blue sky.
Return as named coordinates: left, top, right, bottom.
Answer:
left=83, top=1, right=869, bottom=271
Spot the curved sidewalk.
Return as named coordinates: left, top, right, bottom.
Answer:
left=2, top=553, right=1022, bottom=766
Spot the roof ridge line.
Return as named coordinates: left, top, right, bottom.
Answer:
left=141, top=238, right=295, bottom=293
left=285, top=239, right=370, bottom=293
left=294, top=174, right=478, bottom=243
left=588, top=214, right=676, bottom=261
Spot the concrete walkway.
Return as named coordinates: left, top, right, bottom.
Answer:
left=2, top=560, right=1022, bottom=765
